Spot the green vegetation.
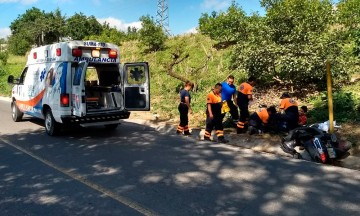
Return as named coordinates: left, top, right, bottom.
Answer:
left=308, top=89, right=360, bottom=123
left=1, top=0, right=359, bottom=128
left=138, top=15, right=167, bottom=52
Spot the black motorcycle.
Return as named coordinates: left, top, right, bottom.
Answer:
left=280, top=126, right=351, bottom=164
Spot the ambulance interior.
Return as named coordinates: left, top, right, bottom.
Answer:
left=83, top=64, right=123, bottom=112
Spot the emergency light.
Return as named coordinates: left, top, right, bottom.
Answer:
left=72, top=48, right=82, bottom=57
left=56, top=48, right=61, bottom=56
left=91, top=49, right=100, bottom=58
left=60, top=94, right=69, bottom=107
left=33, top=52, right=37, bottom=59
left=109, top=49, right=117, bottom=58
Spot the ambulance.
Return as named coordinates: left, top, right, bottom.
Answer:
left=7, top=41, right=150, bottom=136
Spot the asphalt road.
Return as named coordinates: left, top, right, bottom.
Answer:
left=0, top=98, right=359, bottom=216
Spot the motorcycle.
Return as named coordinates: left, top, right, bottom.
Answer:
left=280, top=126, right=351, bottom=164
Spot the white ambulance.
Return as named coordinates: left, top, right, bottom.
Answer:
left=7, top=41, right=150, bottom=136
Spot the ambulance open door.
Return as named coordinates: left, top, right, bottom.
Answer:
left=123, top=62, right=150, bottom=111
left=72, top=61, right=88, bottom=117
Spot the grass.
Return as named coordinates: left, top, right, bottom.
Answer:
left=0, top=54, right=27, bottom=96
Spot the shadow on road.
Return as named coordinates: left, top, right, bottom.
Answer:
left=0, top=120, right=359, bottom=216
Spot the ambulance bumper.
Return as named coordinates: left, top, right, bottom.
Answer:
left=61, top=111, right=130, bottom=125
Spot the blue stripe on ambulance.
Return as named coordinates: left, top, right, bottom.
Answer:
left=60, top=62, right=67, bottom=94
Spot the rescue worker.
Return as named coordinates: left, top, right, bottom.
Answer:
left=236, top=76, right=256, bottom=134
left=204, top=83, right=229, bottom=143
left=248, top=105, right=277, bottom=135
left=279, top=92, right=299, bottom=130
left=176, top=81, right=194, bottom=135
left=221, top=75, right=238, bottom=122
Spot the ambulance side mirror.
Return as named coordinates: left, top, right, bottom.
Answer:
left=7, top=75, right=19, bottom=84
left=7, top=75, right=14, bottom=83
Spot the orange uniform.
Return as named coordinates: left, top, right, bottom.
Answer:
left=238, top=82, right=253, bottom=104
left=256, top=108, right=269, bottom=124
left=279, top=97, right=299, bottom=130
left=237, top=82, right=253, bottom=132
left=204, top=90, right=226, bottom=141
left=280, top=98, right=298, bottom=110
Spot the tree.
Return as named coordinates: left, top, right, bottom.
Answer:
left=8, top=32, right=32, bottom=55
left=199, top=1, right=247, bottom=48
left=354, top=30, right=360, bottom=57
left=43, top=8, right=66, bottom=43
left=65, top=13, right=103, bottom=40
left=138, top=15, right=167, bottom=52
left=8, top=7, right=45, bottom=52
left=337, top=0, right=360, bottom=33
left=8, top=7, right=66, bottom=55
left=86, top=23, right=126, bottom=45
left=125, top=26, right=139, bottom=41
left=231, top=0, right=353, bottom=89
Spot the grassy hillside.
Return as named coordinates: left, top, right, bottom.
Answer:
left=120, top=34, right=242, bottom=126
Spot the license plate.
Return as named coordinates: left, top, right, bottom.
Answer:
left=327, top=148, right=336, bottom=158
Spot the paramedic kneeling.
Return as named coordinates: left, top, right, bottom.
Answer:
left=279, top=92, right=299, bottom=130
left=248, top=105, right=277, bottom=135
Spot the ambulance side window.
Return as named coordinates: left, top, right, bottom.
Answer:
left=73, top=64, right=83, bottom=86
left=19, top=67, right=28, bottom=85
left=23, top=66, right=36, bottom=85
left=126, top=66, right=146, bottom=85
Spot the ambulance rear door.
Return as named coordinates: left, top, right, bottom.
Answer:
left=123, top=62, right=150, bottom=111
left=72, top=61, right=88, bottom=117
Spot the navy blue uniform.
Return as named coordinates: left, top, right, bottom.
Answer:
left=177, top=89, right=191, bottom=134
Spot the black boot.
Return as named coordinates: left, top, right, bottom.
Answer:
left=184, top=132, right=192, bottom=136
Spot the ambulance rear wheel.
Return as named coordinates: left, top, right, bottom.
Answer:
left=45, top=109, right=60, bottom=136
left=105, top=124, right=118, bottom=130
left=11, top=101, right=23, bottom=122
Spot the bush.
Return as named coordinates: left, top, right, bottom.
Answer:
left=0, top=51, right=9, bottom=65
left=308, top=91, right=360, bottom=123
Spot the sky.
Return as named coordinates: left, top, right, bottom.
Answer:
left=0, top=0, right=265, bottom=39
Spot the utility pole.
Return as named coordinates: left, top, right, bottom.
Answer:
left=156, top=0, right=171, bottom=36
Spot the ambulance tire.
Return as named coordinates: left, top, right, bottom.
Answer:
left=45, top=109, right=61, bottom=136
left=105, top=124, right=118, bottom=130
left=11, top=101, right=23, bottom=122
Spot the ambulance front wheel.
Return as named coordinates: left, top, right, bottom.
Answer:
left=11, top=101, right=23, bottom=122
left=45, top=109, right=61, bottom=136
